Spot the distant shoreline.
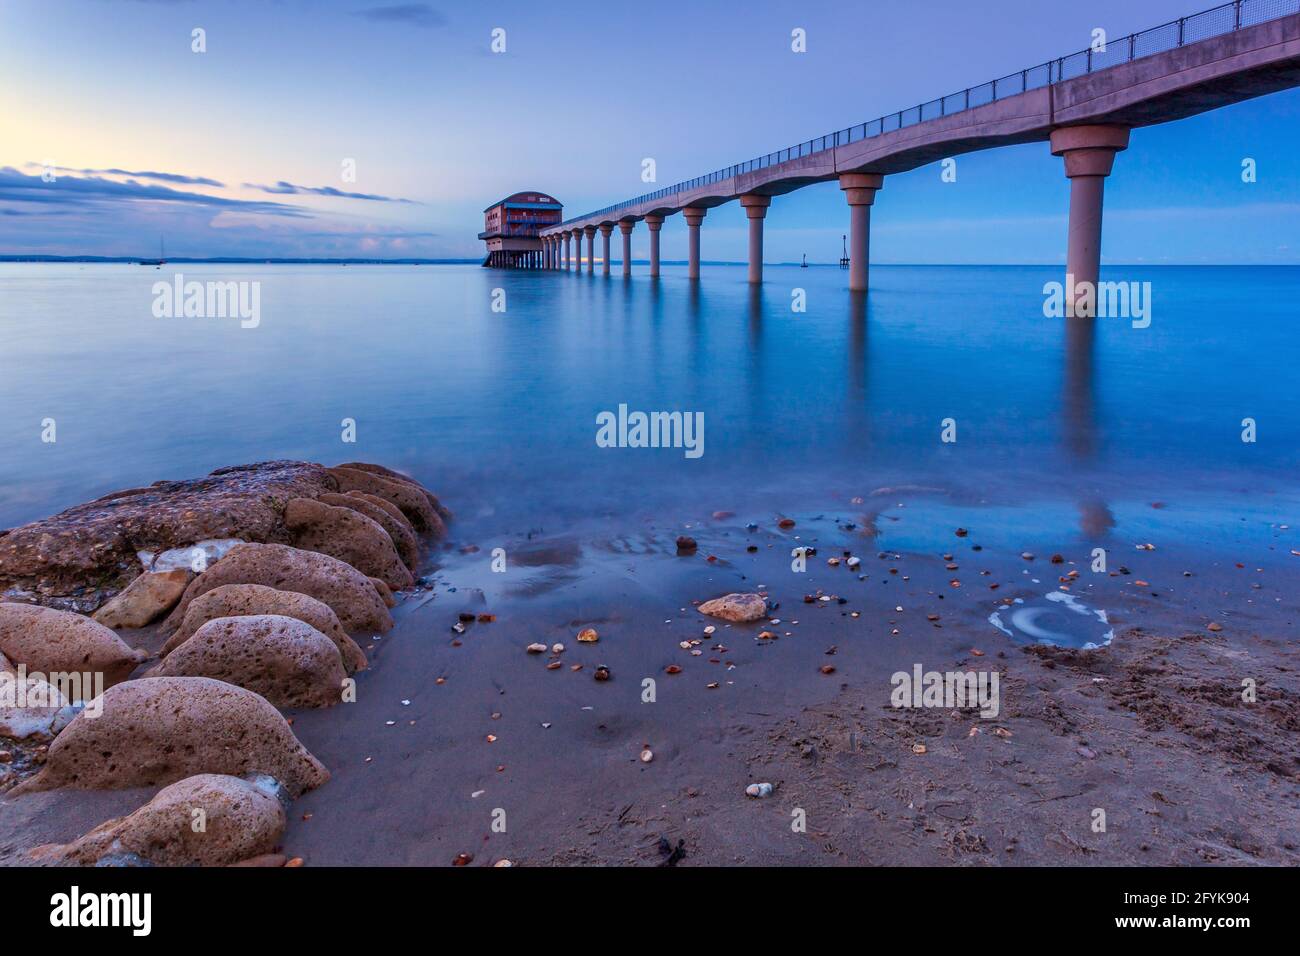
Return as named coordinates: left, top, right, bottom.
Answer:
left=1, top=257, right=1294, bottom=267
left=0, top=256, right=480, bottom=265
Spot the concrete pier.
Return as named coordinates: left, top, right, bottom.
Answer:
left=839, top=173, right=883, bottom=293
left=683, top=207, right=706, bottom=280
left=645, top=214, right=664, bottom=277
left=619, top=221, right=634, bottom=277
left=1050, top=124, right=1130, bottom=312
left=740, top=194, right=771, bottom=284
left=531, top=9, right=1300, bottom=286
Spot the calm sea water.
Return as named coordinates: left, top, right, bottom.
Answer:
left=1, top=262, right=1296, bottom=550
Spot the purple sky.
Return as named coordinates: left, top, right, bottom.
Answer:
left=2, top=0, right=1298, bottom=262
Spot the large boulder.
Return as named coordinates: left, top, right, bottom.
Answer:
left=328, top=466, right=445, bottom=536
left=91, top=569, right=192, bottom=629
left=0, top=461, right=335, bottom=604
left=0, top=603, right=145, bottom=685
left=161, top=583, right=366, bottom=673
left=29, top=774, right=287, bottom=867
left=148, top=615, right=347, bottom=709
left=336, top=462, right=451, bottom=521
left=319, top=492, right=419, bottom=571
left=284, top=498, right=413, bottom=591
left=12, top=676, right=329, bottom=796
left=161, top=543, right=392, bottom=635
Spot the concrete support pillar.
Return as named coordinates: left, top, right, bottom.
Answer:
left=584, top=226, right=596, bottom=274
left=599, top=224, right=613, bottom=276
left=619, top=221, right=634, bottom=277
left=564, top=233, right=572, bottom=270
left=683, top=207, right=706, bottom=280
left=838, top=173, right=884, bottom=293
left=740, top=194, right=771, bottom=284
left=645, top=215, right=663, bottom=276
left=1050, top=124, right=1130, bottom=313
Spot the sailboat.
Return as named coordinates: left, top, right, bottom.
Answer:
left=139, top=236, right=166, bottom=267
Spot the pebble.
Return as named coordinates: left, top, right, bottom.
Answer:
left=593, top=665, right=611, bottom=681
left=526, top=642, right=547, bottom=654
left=551, top=643, right=564, bottom=654
left=745, top=782, right=774, bottom=798
left=640, top=747, right=654, bottom=763
left=846, top=556, right=860, bottom=569
left=494, top=859, right=514, bottom=867
left=577, top=628, right=599, bottom=643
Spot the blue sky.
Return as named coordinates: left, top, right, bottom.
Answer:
left=1, top=0, right=1297, bottom=262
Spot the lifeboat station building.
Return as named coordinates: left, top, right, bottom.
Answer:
left=479, top=191, right=562, bottom=268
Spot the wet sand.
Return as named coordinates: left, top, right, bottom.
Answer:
left=3, top=493, right=1297, bottom=866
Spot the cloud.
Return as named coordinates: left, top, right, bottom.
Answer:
left=0, top=166, right=308, bottom=217
left=42, top=165, right=226, bottom=187
left=353, top=4, right=446, bottom=28
left=243, top=180, right=418, bottom=204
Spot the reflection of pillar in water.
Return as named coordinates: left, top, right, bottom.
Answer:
left=1063, top=316, right=1098, bottom=462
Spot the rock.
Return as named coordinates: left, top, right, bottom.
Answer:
left=746, top=782, right=774, bottom=798
left=576, top=627, right=598, bottom=643
left=328, top=466, right=445, bottom=536
left=30, top=773, right=287, bottom=867
left=160, top=543, right=392, bottom=636
left=91, top=569, right=193, bottom=629
left=318, top=492, right=419, bottom=571
left=284, top=497, right=413, bottom=591
left=526, top=643, right=547, bottom=654
left=335, top=462, right=451, bottom=522
left=0, top=603, right=145, bottom=686
left=160, top=583, right=366, bottom=673
left=676, top=536, right=697, bottom=554
left=0, top=461, right=336, bottom=602
left=697, top=593, right=767, bottom=623
left=138, top=538, right=243, bottom=573
left=147, top=615, right=348, bottom=709
left=0, top=651, right=83, bottom=740
left=369, top=577, right=397, bottom=608
left=12, top=676, right=329, bottom=796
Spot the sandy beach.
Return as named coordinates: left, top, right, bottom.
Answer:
left=3, top=471, right=1295, bottom=867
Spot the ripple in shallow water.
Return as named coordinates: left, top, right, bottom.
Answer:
left=990, top=591, right=1114, bottom=649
